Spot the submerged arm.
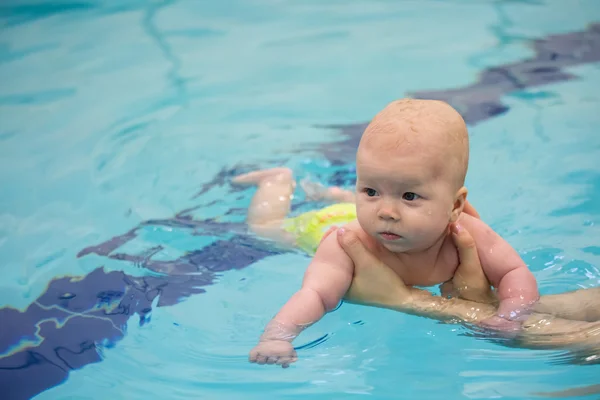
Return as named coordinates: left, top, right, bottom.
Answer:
left=267, top=230, right=354, bottom=334
left=250, top=229, right=354, bottom=367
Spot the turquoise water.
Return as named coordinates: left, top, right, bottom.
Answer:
left=1, top=0, right=600, bottom=398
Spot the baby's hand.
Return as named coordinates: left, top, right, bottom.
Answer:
left=249, top=340, right=297, bottom=368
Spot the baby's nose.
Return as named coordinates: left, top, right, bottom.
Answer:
left=377, top=206, right=400, bottom=221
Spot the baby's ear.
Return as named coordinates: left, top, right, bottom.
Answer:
left=450, top=187, right=468, bottom=222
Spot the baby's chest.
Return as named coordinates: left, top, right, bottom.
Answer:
left=380, top=242, right=458, bottom=286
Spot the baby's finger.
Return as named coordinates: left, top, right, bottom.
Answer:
left=277, top=355, right=296, bottom=368
left=255, top=354, right=268, bottom=365
left=249, top=350, right=258, bottom=363
left=265, top=356, right=278, bottom=365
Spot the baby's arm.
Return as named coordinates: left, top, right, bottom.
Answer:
left=249, top=228, right=355, bottom=367
left=459, top=215, right=539, bottom=326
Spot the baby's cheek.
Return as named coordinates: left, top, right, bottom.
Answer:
left=427, top=204, right=453, bottom=222
left=355, top=207, right=373, bottom=232
left=412, top=207, right=440, bottom=223
left=414, top=209, right=448, bottom=235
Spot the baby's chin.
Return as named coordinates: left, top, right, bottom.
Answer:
left=377, top=238, right=414, bottom=253
left=377, top=237, right=436, bottom=254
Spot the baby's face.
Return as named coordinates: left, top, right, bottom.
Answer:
left=355, top=143, right=459, bottom=253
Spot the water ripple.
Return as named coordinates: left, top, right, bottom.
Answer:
left=0, top=88, right=76, bottom=105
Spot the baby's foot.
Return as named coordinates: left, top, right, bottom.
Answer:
left=233, top=167, right=293, bottom=186
left=301, top=179, right=354, bottom=202
left=300, top=179, right=328, bottom=200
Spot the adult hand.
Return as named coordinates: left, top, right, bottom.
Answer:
left=336, top=228, right=418, bottom=309
left=337, top=222, right=494, bottom=312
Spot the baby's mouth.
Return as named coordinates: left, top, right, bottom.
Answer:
left=379, top=232, right=402, bottom=241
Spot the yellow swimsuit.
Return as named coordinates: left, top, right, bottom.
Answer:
left=282, top=202, right=357, bottom=255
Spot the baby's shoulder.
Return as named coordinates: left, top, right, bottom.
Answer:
left=457, top=213, right=495, bottom=237
left=455, top=213, right=504, bottom=254
left=343, top=220, right=382, bottom=253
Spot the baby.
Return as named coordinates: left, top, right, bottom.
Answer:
left=234, top=99, right=539, bottom=367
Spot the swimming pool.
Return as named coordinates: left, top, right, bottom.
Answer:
left=1, top=0, right=600, bottom=398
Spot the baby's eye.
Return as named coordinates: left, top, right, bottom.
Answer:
left=364, top=188, right=378, bottom=197
left=402, top=192, right=419, bottom=201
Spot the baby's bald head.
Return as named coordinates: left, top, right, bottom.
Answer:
left=358, top=98, right=469, bottom=189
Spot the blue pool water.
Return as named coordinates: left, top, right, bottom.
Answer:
left=1, top=0, right=600, bottom=398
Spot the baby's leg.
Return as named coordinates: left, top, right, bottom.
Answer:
left=233, top=167, right=296, bottom=244
left=300, top=179, right=356, bottom=203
